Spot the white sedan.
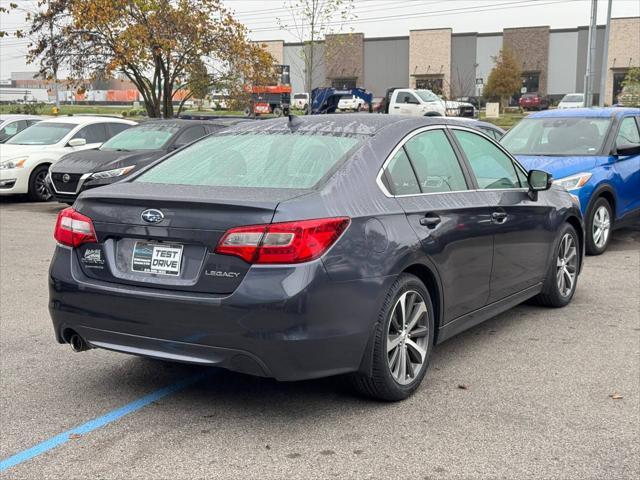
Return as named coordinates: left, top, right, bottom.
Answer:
left=558, top=93, right=585, bottom=109
left=0, top=116, right=136, bottom=201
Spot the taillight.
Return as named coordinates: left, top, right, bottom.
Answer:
left=215, top=217, right=350, bottom=264
left=54, top=207, right=97, bottom=247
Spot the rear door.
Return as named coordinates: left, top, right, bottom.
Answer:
left=449, top=127, right=554, bottom=302
left=381, top=126, right=495, bottom=322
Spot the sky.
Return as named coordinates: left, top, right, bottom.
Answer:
left=1, top=0, right=639, bottom=78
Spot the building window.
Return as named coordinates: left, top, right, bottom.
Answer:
left=521, top=72, right=540, bottom=94
left=331, top=78, right=357, bottom=89
left=612, top=71, right=628, bottom=104
left=415, top=76, right=444, bottom=95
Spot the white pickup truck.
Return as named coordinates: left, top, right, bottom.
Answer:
left=386, top=89, right=476, bottom=117
left=387, top=89, right=446, bottom=116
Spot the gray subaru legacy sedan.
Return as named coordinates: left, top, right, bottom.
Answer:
left=49, top=114, right=584, bottom=401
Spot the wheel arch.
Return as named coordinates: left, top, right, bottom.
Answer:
left=587, top=182, right=617, bottom=222
left=401, top=262, right=443, bottom=345
left=564, top=214, right=584, bottom=273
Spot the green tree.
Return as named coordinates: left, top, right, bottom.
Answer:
left=483, top=48, right=522, bottom=111
left=619, top=67, right=640, bottom=107
left=26, top=0, right=276, bottom=118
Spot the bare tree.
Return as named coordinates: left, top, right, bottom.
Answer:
left=277, top=0, right=355, bottom=95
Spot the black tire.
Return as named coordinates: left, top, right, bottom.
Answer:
left=349, top=273, right=435, bottom=401
left=272, top=107, right=283, bottom=117
left=533, top=223, right=580, bottom=307
left=585, top=197, right=613, bottom=255
left=27, top=165, right=52, bottom=202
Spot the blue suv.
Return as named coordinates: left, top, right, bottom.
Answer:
left=501, top=107, right=640, bottom=254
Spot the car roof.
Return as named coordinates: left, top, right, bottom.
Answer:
left=0, top=114, right=45, bottom=121
left=528, top=107, right=640, bottom=119
left=227, top=114, right=506, bottom=137
left=37, top=115, right=135, bottom=125
left=147, top=117, right=250, bottom=127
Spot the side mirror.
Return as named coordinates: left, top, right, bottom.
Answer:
left=527, top=169, right=552, bottom=200
left=68, top=138, right=87, bottom=147
left=616, top=143, right=640, bottom=156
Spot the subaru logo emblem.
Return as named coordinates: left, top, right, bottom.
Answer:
left=141, top=209, right=164, bottom=224
left=62, top=174, right=70, bottom=183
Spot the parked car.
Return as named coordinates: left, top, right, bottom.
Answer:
left=501, top=107, right=640, bottom=255
left=558, top=93, right=585, bottom=109
left=442, top=98, right=476, bottom=118
left=49, top=114, right=584, bottom=401
left=46, top=118, right=246, bottom=204
left=0, top=116, right=136, bottom=201
left=372, top=97, right=385, bottom=113
left=292, top=93, right=309, bottom=110
left=519, top=93, right=550, bottom=111
left=388, top=89, right=446, bottom=116
left=337, top=94, right=366, bottom=112
left=0, top=114, right=43, bottom=143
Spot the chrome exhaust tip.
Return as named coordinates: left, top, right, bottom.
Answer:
left=69, top=334, right=89, bottom=352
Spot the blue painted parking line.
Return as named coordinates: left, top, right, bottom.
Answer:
left=0, top=372, right=208, bottom=473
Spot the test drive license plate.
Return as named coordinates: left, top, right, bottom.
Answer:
left=132, top=242, right=183, bottom=276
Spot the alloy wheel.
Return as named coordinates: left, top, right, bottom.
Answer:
left=34, top=170, right=51, bottom=201
left=386, top=290, right=429, bottom=385
left=556, top=233, right=578, bottom=297
left=592, top=205, right=610, bottom=249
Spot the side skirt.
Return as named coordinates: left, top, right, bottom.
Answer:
left=436, top=283, right=543, bottom=344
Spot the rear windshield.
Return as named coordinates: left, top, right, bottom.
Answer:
left=135, top=133, right=360, bottom=189
left=501, top=117, right=611, bottom=155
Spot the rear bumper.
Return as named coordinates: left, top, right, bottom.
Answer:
left=49, top=246, right=391, bottom=381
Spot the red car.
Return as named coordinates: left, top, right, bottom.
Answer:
left=519, top=93, right=549, bottom=111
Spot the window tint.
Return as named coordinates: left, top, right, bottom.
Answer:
left=73, top=123, right=108, bottom=144
left=137, top=133, right=360, bottom=189
left=174, top=126, right=207, bottom=147
left=6, top=122, right=75, bottom=145
left=0, top=120, right=26, bottom=140
left=616, top=117, right=640, bottom=146
left=383, top=149, right=420, bottom=195
left=107, top=123, right=131, bottom=138
left=453, top=130, right=522, bottom=189
left=404, top=130, right=467, bottom=193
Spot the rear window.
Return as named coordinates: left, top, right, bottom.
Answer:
left=136, top=133, right=360, bottom=189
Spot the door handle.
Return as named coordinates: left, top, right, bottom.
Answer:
left=393, top=106, right=400, bottom=109
left=419, top=214, right=441, bottom=228
left=492, top=211, right=508, bottom=223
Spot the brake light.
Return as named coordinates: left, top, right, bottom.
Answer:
left=54, top=207, right=97, bottom=247
left=215, top=217, right=350, bottom=264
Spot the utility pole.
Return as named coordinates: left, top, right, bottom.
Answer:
left=599, top=0, right=613, bottom=106
left=583, top=0, right=598, bottom=107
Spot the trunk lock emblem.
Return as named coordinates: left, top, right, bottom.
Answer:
left=141, top=209, right=164, bottom=224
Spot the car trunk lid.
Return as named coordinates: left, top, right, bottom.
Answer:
left=73, top=182, right=309, bottom=294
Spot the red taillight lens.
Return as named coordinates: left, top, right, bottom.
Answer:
left=54, top=207, right=97, bottom=247
left=215, top=217, right=350, bottom=264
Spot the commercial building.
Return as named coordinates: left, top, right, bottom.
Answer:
left=260, top=16, right=640, bottom=104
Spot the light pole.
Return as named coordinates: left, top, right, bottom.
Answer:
left=583, top=0, right=598, bottom=107
left=599, top=0, right=613, bottom=106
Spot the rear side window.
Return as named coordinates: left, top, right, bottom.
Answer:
left=404, top=130, right=467, bottom=193
left=383, top=149, right=420, bottom=195
left=136, top=133, right=360, bottom=189
left=453, top=130, right=522, bottom=190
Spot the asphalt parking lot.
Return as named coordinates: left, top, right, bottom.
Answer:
left=0, top=199, right=638, bottom=479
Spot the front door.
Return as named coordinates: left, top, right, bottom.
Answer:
left=612, top=116, right=640, bottom=216
left=382, top=127, right=495, bottom=323
left=449, top=127, right=555, bottom=302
